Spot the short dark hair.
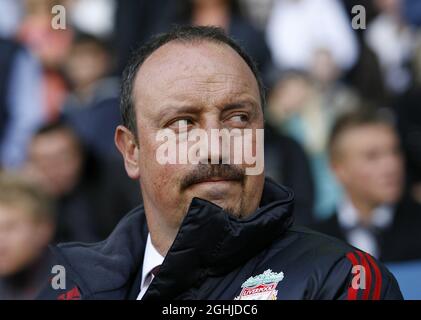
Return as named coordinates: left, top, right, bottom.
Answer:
left=33, top=120, right=82, bottom=153
left=72, top=32, right=111, bottom=53
left=35, top=120, right=73, bottom=137
left=328, top=107, right=396, bottom=160
left=120, top=25, right=266, bottom=135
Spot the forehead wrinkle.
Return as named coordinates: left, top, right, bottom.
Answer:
left=139, top=73, right=256, bottom=114
left=164, top=78, right=255, bottom=105
left=132, top=41, right=260, bottom=120
left=162, top=81, right=258, bottom=110
left=136, top=40, right=258, bottom=88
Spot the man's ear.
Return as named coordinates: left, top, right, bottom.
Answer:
left=115, top=125, right=141, bottom=179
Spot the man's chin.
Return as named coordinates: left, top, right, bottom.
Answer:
left=188, top=180, right=241, bottom=201
left=182, top=183, right=242, bottom=214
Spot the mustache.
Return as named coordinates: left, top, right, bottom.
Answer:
left=180, top=164, right=245, bottom=190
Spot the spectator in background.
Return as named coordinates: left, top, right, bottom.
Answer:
left=394, top=37, right=421, bottom=205
left=114, top=0, right=173, bottom=75
left=264, top=122, right=315, bottom=226
left=17, top=0, right=73, bottom=121
left=264, top=0, right=361, bottom=219
left=313, top=108, right=421, bottom=262
left=266, top=68, right=359, bottom=219
left=365, top=0, right=416, bottom=95
left=67, top=0, right=116, bottom=39
left=143, top=0, right=274, bottom=85
left=0, top=0, right=22, bottom=38
left=340, top=0, right=388, bottom=107
left=266, top=0, right=359, bottom=73
left=62, top=33, right=119, bottom=112
left=23, top=121, right=140, bottom=243
left=114, top=0, right=274, bottom=82
left=0, top=173, right=55, bottom=300
left=239, top=0, right=273, bottom=29
left=0, top=38, right=44, bottom=169
left=64, top=97, right=122, bottom=160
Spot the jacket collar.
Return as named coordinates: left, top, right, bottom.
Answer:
left=53, top=178, right=294, bottom=299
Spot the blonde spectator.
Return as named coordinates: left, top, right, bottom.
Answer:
left=0, top=173, right=55, bottom=299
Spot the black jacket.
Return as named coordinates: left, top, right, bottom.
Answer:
left=37, top=179, right=402, bottom=300
left=312, top=196, right=421, bottom=263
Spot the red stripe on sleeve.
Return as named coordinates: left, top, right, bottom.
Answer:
left=356, top=251, right=372, bottom=300
left=365, top=253, right=382, bottom=300
left=346, top=252, right=360, bottom=300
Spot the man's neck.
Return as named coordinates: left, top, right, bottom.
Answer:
left=149, top=232, right=173, bottom=257
left=143, top=202, right=179, bottom=257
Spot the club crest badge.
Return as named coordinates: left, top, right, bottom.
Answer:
left=234, top=269, right=284, bottom=300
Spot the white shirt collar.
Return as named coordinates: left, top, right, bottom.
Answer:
left=337, top=196, right=394, bottom=229
left=137, top=234, right=164, bottom=300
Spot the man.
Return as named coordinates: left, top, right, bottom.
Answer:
left=62, top=33, right=119, bottom=112
left=0, top=174, right=55, bottom=299
left=24, top=121, right=140, bottom=242
left=38, top=26, right=402, bottom=300
left=314, top=108, right=421, bottom=262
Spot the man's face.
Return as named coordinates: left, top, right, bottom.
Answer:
left=333, top=124, right=404, bottom=205
left=0, top=204, right=52, bottom=276
left=27, top=130, right=83, bottom=196
left=117, top=41, right=265, bottom=233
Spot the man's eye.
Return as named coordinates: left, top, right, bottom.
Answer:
left=229, top=114, right=249, bottom=123
left=169, top=118, right=193, bottom=130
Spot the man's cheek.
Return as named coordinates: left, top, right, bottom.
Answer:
left=151, top=164, right=183, bottom=190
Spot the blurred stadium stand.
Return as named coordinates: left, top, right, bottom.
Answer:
left=387, top=260, right=421, bottom=299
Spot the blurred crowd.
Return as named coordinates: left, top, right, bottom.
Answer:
left=1, top=0, right=421, bottom=299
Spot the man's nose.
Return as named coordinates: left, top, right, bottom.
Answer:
left=200, top=118, right=230, bottom=165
